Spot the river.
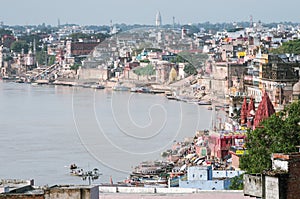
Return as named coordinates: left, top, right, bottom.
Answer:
left=0, top=81, right=212, bottom=186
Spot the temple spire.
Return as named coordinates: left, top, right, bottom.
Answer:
left=253, top=92, right=275, bottom=129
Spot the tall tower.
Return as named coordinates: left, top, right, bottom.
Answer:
left=155, top=11, right=162, bottom=27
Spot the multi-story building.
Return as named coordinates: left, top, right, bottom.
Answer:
left=244, top=53, right=299, bottom=108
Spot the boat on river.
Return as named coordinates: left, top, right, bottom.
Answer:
left=198, top=100, right=212, bottom=105
left=113, top=85, right=130, bottom=91
left=90, top=84, right=105, bottom=89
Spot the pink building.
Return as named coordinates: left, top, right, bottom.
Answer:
left=208, top=131, right=246, bottom=160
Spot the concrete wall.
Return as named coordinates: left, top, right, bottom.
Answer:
left=117, top=187, right=155, bottom=194
left=187, top=167, right=211, bottom=181
left=99, top=186, right=117, bottom=193
left=98, top=186, right=199, bottom=194
left=272, top=159, right=288, bottom=171
left=78, top=68, right=107, bottom=80
left=89, top=186, right=99, bottom=199
left=213, top=170, right=244, bottom=179
left=179, top=179, right=229, bottom=190
left=265, top=176, right=280, bottom=199
left=44, top=188, right=81, bottom=199
left=44, top=186, right=98, bottom=199
left=187, top=166, right=212, bottom=181
left=243, top=174, right=263, bottom=198
left=156, top=187, right=197, bottom=194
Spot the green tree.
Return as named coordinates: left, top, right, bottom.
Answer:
left=271, top=39, right=300, bottom=54
left=48, top=55, right=56, bottom=65
left=229, top=175, right=244, bottom=190
left=10, top=40, right=29, bottom=54
left=0, top=29, right=13, bottom=38
left=36, top=51, right=47, bottom=65
left=240, top=101, right=300, bottom=173
left=133, top=64, right=155, bottom=76
left=184, top=63, right=197, bottom=76
left=70, top=63, right=81, bottom=71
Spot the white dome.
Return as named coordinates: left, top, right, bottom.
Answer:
left=293, top=80, right=300, bottom=95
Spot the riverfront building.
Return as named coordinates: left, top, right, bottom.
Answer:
left=179, top=166, right=244, bottom=190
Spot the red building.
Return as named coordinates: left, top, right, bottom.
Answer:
left=66, top=40, right=100, bottom=56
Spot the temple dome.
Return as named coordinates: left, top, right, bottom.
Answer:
left=293, top=80, right=300, bottom=95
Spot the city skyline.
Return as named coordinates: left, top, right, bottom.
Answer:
left=1, top=0, right=300, bottom=26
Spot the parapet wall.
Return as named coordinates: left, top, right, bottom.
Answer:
left=99, top=186, right=243, bottom=194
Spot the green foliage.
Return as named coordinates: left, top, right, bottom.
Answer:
left=35, top=51, right=47, bottom=65
left=271, top=39, right=300, bottom=54
left=240, top=101, right=300, bottom=173
left=169, top=55, right=187, bottom=63
left=229, top=174, right=244, bottom=190
left=4, top=55, right=13, bottom=62
left=184, top=63, right=197, bottom=76
left=133, top=64, right=155, bottom=76
left=140, top=59, right=150, bottom=63
left=10, top=40, right=29, bottom=53
left=70, top=63, right=81, bottom=71
left=48, top=55, right=56, bottom=65
left=0, top=29, right=13, bottom=38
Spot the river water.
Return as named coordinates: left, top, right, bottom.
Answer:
left=0, top=81, right=212, bottom=186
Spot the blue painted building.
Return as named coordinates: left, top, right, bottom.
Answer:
left=178, top=166, right=244, bottom=190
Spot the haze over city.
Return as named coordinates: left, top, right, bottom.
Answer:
left=1, top=0, right=300, bottom=26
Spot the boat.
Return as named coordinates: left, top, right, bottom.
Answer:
left=91, top=84, right=105, bottom=89
left=113, top=85, right=130, bottom=91
left=198, top=100, right=212, bottom=105
left=131, top=87, right=151, bottom=93
left=70, top=164, right=78, bottom=170
left=207, top=107, right=213, bottom=110
left=70, top=169, right=84, bottom=176
left=165, top=91, right=177, bottom=100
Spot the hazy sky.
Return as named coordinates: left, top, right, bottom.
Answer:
left=1, top=0, right=300, bottom=26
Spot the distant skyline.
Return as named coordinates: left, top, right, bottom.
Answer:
left=1, top=0, right=300, bottom=26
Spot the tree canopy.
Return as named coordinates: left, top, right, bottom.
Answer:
left=10, top=40, right=29, bottom=54
left=184, top=63, right=197, bottom=76
left=271, top=39, right=300, bottom=54
left=133, top=64, right=155, bottom=76
left=0, top=29, right=13, bottom=38
left=240, top=100, right=300, bottom=173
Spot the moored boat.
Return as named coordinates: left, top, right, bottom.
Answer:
left=113, top=85, right=130, bottom=91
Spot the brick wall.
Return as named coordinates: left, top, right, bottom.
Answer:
left=286, top=158, right=300, bottom=199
